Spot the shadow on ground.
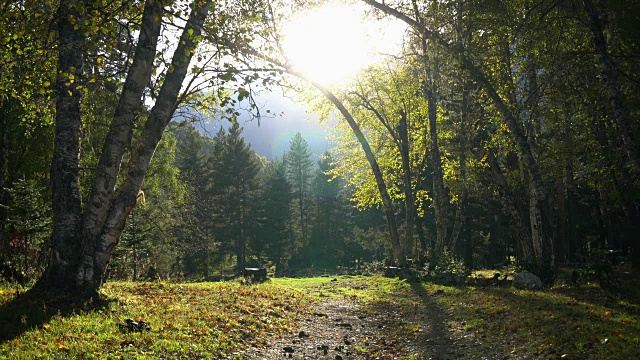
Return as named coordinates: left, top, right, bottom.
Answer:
left=0, top=287, right=112, bottom=341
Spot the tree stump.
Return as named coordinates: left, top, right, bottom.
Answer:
left=243, top=267, right=267, bottom=283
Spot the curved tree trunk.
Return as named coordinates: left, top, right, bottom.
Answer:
left=302, top=80, right=402, bottom=264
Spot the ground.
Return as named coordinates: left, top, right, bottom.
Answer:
left=243, top=278, right=492, bottom=359
left=0, top=274, right=639, bottom=359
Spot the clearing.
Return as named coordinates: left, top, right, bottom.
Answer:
left=0, top=275, right=639, bottom=359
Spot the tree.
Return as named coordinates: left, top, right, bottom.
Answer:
left=362, top=0, right=556, bottom=282
left=255, top=158, right=292, bottom=272
left=308, top=152, right=352, bottom=269
left=209, top=123, right=261, bottom=271
left=285, top=132, right=314, bottom=254
left=39, top=0, right=212, bottom=295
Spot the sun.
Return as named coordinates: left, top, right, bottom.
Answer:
left=282, top=2, right=405, bottom=86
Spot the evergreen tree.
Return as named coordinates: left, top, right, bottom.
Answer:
left=255, top=158, right=292, bottom=273
left=308, top=152, right=352, bottom=269
left=285, top=132, right=314, bottom=265
left=209, top=123, right=261, bottom=271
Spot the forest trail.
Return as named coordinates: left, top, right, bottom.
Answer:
left=243, top=278, right=500, bottom=360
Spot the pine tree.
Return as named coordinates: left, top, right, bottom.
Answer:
left=308, top=152, right=352, bottom=269
left=285, top=132, right=314, bottom=264
left=255, top=158, right=292, bottom=273
left=209, top=123, right=261, bottom=272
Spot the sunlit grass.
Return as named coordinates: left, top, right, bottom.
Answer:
left=0, top=280, right=308, bottom=359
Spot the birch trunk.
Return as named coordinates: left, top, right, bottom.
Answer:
left=76, top=0, right=164, bottom=291
left=39, top=0, right=89, bottom=291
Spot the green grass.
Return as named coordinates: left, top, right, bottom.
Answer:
left=1, top=274, right=639, bottom=359
left=0, top=281, right=309, bottom=359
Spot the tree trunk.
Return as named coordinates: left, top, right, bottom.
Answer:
left=398, top=111, right=416, bottom=260
left=426, top=86, right=448, bottom=257
left=38, top=0, right=89, bottom=292
left=487, top=152, right=536, bottom=269
left=411, top=0, right=448, bottom=258
left=448, top=81, right=469, bottom=252
left=0, top=101, right=8, bottom=256
left=77, top=0, right=164, bottom=287
left=583, top=0, right=640, bottom=271
left=583, top=0, right=640, bottom=178
left=79, top=0, right=211, bottom=292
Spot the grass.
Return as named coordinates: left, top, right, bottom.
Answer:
left=1, top=274, right=639, bottom=359
left=0, top=281, right=310, bottom=359
left=433, top=281, right=640, bottom=359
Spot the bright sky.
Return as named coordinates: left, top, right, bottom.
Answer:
left=281, top=1, right=407, bottom=86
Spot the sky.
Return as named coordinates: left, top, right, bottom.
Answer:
left=189, top=1, right=407, bottom=160
left=194, top=92, right=335, bottom=160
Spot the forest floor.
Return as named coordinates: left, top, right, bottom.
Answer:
left=0, top=273, right=639, bottom=359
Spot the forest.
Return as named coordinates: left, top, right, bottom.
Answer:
left=0, top=0, right=639, bottom=358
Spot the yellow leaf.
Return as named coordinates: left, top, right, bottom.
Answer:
left=68, top=90, right=72, bottom=97
left=43, top=81, right=50, bottom=87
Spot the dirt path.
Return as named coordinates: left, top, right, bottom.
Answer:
left=241, top=279, right=498, bottom=360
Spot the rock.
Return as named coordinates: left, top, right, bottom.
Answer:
left=317, top=344, right=329, bottom=355
left=283, top=346, right=295, bottom=353
left=298, top=330, right=310, bottom=338
left=118, top=318, right=151, bottom=333
left=512, top=271, right=543, bottom=290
